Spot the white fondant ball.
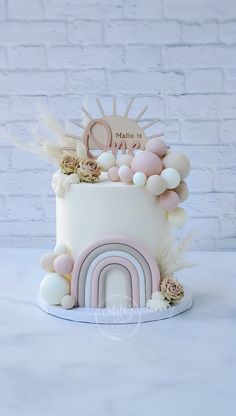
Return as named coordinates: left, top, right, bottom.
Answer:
left=54, top=243, right=69, bottom=256
left=133, top=172, right=147, bottom=187
left=61, top=295, right=75, bottom=309
left=146, top=175, right=166, bottom=196
left=97, top=152, right=116, bottom=172
left=161, top=168, right=181, bottom=189
left=116, top=154, right=133, bottom=168
left=168, top=207, right=188, bottom=228
left=40, top=273, right=70, bottom=305
left=163, top=152, right=191, bottom=180
left=40, top=252, right=57, bottom=272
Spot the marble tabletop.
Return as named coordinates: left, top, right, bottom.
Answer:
left=0, top=249, right=235, bottom=416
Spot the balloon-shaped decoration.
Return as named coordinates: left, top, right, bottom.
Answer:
left=97, top=152, right=116, bottom=172
left=163, top=152, right=191, bottom=180
left=145, top=138, right=167, bottom=158
left=61, top=295, right=75, bottom=309
left=168, top=207, right=188, bottom=228
left=133, top=172, right=147, bottom=187
left=107, top=166, right=119, bottom=182
left=161, top=168, right=181, bottom=189
left=174, top=181, right=189, bottom=203
left=116, top=154, right=133, bottom=168
left=40, top=273, right=70, bottom=305
left=54, top=254, right=74, bottom=275
left=118, top=166, right=133, bottom=184
left=54, top=243, right=69, bottom=256
left=131, top=150, right=162, bottom=178
left=40, top=252, right=57, bottom=272
left=146, top=175, right=166, bottom=196
left=158, top=190, right=180, bottom=211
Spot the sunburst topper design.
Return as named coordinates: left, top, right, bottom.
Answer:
left=66, top=97, right=164, bottom=155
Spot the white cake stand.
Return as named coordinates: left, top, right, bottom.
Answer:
left=38, top=288, right=192, bottom=324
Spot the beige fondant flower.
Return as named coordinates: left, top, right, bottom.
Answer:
left=77, top=158, right=101, bottom=183
left=60, top=155, right=80, bottom=175
left=160, top=277, right=184, bottom=305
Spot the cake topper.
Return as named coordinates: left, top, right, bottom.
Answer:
left=66, top=97, right=164, bottom=158
left=5, top=95, right=190, bottom=228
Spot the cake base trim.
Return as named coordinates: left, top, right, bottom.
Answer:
left=37, top=288, right=192, bottom=324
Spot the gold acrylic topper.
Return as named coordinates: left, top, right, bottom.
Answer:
left=67, top=97, right=164, bottom=159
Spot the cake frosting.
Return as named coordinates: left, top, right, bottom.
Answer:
left=56, top=173, right=170, bottom=259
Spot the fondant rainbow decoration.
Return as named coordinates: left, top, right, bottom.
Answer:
left=71, top=236, right=160, bottom=308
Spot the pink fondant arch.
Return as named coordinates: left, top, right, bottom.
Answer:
left=71, top=235, right=160, bottom=308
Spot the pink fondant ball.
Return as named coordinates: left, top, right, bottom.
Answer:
left=54, top=254, right=74, bottom=275
left=107, top=166, right=119, bottom=182
left=145, top=138, right=168, bottom=158
left=118, top=166, right=133, bottom=184
left=158, top=190, right=180, bottom=211
left=131, top=150, right=162, bottom=178
left=174, top=181, right=189, bottom=203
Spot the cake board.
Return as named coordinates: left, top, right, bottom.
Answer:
left=38, top=288, right=192, bottom=324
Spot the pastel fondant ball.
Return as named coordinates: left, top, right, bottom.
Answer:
left=161, top=168, right=181, bottom=189
left=61, top=295, right=75, bottom=309
left=174, top=181, right=189, bottom=203
left=158, top=190, right=180, bottom=211
left=135, top=150, right=143, bottom=156
left=133, top=172, right=147, bottom=187
left=163, top=152, right=191, bottom=180
left=131, top=150, right=162, bottom=177
left=168, top=207, right=188, bottom=228
left=116, top=154, right=133, bottom=168
left=54, top=254, right=74, bottom=275
left=40, top=252, right=57, bottom=272
left=108, top=166, right=119, bottom=182
left=145, top=138, right=167, bottom=158
left=54, top=243, right=69, bottom=256
left=146, top=175, right=166, bottom=196
left=40, top=273, right=70, bottom=305
left=118, top=166, right=133, bottom=184
left=97, top=152, right=116, bottom=172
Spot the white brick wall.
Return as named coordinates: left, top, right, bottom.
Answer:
left=0, top=0, right=235, bottom=250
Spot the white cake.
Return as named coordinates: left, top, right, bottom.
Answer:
left=56, top=174, right=170, bottom=259
left=9, top=96, right=193, bottom=323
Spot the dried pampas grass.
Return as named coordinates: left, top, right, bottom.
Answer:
left=157, top=232, right=195, bottom=280
left=4, top=105, right=86, bottom=165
